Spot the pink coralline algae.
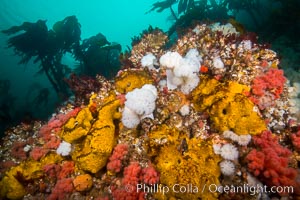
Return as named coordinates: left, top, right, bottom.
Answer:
left=107, top=143, right=129, bottom=173
left=246, top=131, right=299, bottom=194
left=248, top=68, right=286, bottom=109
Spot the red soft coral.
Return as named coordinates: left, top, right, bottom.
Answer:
left=38, top=107, right=80, bottom=141
left=11, top=141, right=27, bottom=160
left=30, top=147, right=49, bottom=161
left=111, top=186, right=145, bottom=200
left=58, top=161, right=75, bottom=179
left=43, top=164, right=61, bottom=179
left=0, top=161, right=17, bottom=173
left=107, top=143, right=128, bottom=173
left=249, top=68, right=286, bottom=110
left=45, top=136, right=61, bottom=149
left=141, top=165, right=160, bottom=185
left=246, top=131, right=299, bottom=195
left=245, top=149, right=265, bottom=176
left=291, top=127, right=300, bottom=151
left=251, top=68, right=286, bottom=98
left=111, top=162, right=145, bottom=200
left=110, top=160, right=160, bottom=200
left=47, top=178, right=74, bottom=200
left=122, top=162, right=142, bottom=186
left=43, top=161, right=74, bottom=180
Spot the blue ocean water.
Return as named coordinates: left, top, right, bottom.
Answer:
left=0, top=0, right=299, bottom=135
left=0, top=0, right=171, bottom=128
left=0, top=1, right=299, bottom=199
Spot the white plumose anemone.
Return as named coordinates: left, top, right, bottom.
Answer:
left=220, top=160, right=236, bottom=176
left=220, top=143, right=239, bottom=160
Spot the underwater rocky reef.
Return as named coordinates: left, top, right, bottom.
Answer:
left=0, top=21, right=300, bottom=200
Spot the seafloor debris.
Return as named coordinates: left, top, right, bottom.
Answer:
left=1, top=22, right=300, bottom=200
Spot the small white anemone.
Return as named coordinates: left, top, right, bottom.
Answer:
left=213, top=57, right=224, bottom=69
left=180, top=104, right=190, bottom=116
left=141, top=53, right=157, bottom=70
left=220, top=160, right=236, bottom=176
left=56, top=141, right=72, bottom=156
left=220, top=143, right=239, bottom=160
